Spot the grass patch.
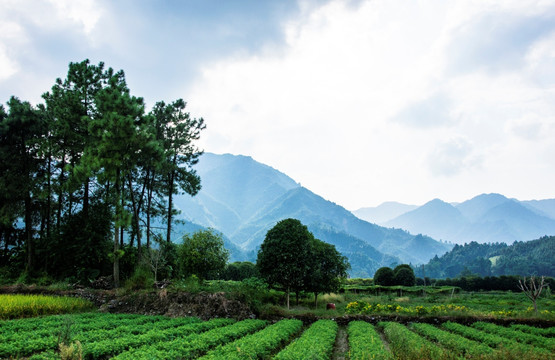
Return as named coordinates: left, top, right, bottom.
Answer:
left=0, top=294, right=94, bottom=319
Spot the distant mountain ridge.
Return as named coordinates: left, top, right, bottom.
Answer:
left=355, top=193, right=555, bottom=245
left=174, top=153, right=452, bottom=276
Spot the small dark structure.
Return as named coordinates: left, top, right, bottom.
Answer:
left=326, top=303, right=336, bottom=310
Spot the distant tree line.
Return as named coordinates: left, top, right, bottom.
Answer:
left=426, top=275, right=555, bottom=292
left=0, top=60, right=205, bottom=286
left=373, top=264, right=416, bottom=286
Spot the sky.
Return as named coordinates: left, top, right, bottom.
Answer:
left=1, top=0, right=555, bottom=210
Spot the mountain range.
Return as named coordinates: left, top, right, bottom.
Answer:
left=354, top=194, right=555, bottom=245
left=172, top=153, right=452, bottom=277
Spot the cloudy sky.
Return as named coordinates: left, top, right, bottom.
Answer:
left=2, top=0, right=555, bottom=210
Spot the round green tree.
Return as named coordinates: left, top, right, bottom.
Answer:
left=178, top=229, right=229, bottom=280
left=256, top=218, right=313, bottom=309
left=394, top=267, right=416, bottom=286
left=373, top=266, right=395, bottom=286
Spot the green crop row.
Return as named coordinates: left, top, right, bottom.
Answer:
left=199, top=319, right=303, bottom=360
left=511, top=324, right=555, bottom=338
left=0, top=294, right=93, bottom=319
left=347, top=321, right=392, bottom=360
left=472, top=322, right=555, bottom=351
left=0, top=316, right=209, bottom=359
left=273, top=319, right=337, bottom=360
left=1, top=313, right=197, bottom=345
left=442, top=322, right=552, bottom=357
left=0, top=312, right=159, bottom=335
left=411, top=322, right=492, bottom=357
left=113, top=319, right=268, bottom=360
left=380, top=322, right=449, bottom=360
left=83, top=318, right=233, bottom=359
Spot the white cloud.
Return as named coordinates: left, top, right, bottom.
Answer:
left=47, top=0, right=102, bottom=35
left=188, top=0, right=555, bottom=209
left=0, top=0, right=104, bottom=96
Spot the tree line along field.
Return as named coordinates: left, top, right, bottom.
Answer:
left=1, top=312, right=554, bottom=359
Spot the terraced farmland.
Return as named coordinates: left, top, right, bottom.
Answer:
left=1, top=313, right=554, bottom=359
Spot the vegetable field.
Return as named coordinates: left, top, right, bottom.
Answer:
left=1, top=313, right=554, bottom=359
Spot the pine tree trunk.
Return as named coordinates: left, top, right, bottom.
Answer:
left=286, top=286, right=290, bottom=310
left=84, top=177, right=89, bottom=221
left=25, top=194, right=33, bottom=273
left=146, top=182, right=152, bottom=249
left=166, top=171, right=174, bottom=243
left=113, top=169, right=121, bottom=288
left=56, top=153, right=66, bottom=231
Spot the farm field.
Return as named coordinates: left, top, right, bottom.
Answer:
left=1, top=312, right=554, bottom=359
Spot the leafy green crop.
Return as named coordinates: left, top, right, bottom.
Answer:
left=199, top=319, right=303, bottom=359
left=348, top=321, right=392, bottom=360
left=113, top=319, right=266, bottom=359
left=411, top=322, right=492, bottom=357
left=472, top=322, right=555, bottom=351
left=273, top=319, right=337, bottom=360
left=381, top=321, right=449, bottom=360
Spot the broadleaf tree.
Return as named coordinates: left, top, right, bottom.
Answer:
left=178, top=229, right=229, bottom=280
left=256, top=218, right=313, bottom=309
left=304, top=238, right=350, bottom=307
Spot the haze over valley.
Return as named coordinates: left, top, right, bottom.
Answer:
left=171, top=153, right=555, bottom=277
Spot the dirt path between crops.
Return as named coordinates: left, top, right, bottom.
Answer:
left=332, top=325, right=349, bottom=360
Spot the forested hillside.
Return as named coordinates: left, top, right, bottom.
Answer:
left=418, top=236, right=555, bottom=278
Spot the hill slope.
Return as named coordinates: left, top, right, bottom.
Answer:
left=419, top=236, right=555, bottom=278
left=380, top=193, right=555, bottom=244
left=174, top=153, right=452, bottom=274
left=353, top=202, right=418, bottom=224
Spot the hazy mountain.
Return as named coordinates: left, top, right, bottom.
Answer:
left=353, top=202, right=418, bottom=224
left=232, top=186, right=451, bottom=265
left=174, top=153, right=453, bottom=274
left=376, top=193, right=555, bottom=244
left=456, top=193, right=511, bottom=222
left=385, top=199, right=468, bottom=242
left=521, top=199, right=555, bottom=220
left=174, top=153, right=300, bottom=235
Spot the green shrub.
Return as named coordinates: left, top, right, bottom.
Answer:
left=124, top=266, right=154, bottom=291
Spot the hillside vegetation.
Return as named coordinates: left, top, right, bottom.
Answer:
left=419, top=236, right=555, bottom=278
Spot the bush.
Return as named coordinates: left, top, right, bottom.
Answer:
left=124, top=266, right=154, bottom=291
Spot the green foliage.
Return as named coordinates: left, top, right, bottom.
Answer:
left=442, top=322, right=552, bottom=356
left=113, top=319, right=265, bottom=360
left=304, top=238, right=350, bottom=306
left=200, top=319, right=302, bottom=360
left=472, top=322, right=555, bottom=351
left=1, top=59, right=205, bottom=285
left=381, top=321, right=449, bottom=360
left=257, top=218, right=313, bottom=308
left=274, top=319, right=337, bottom=360
left=419, top=237, right=555, bottom=279
left=178, top=229, right=229, bottom=280
left=124, top=266, right=154, bottom=291
left=0, top=295, right=93, bottom=320
left=348, top=321, right=392, bottom=360
left=374, top=267, right=395, bottom=286
left=410, top=322, right=493, bottom=357
left=221, top=261, right=259, bottom=281
left=256, top=218, right=350, bottom=309
left=394, top=266, right=416, bottom=286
